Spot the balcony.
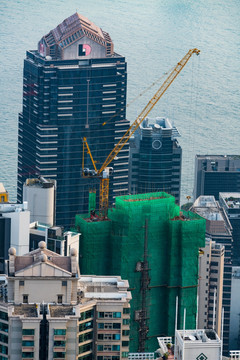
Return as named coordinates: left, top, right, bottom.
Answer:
left=54, top=335, right=66, bottom=341
left=53, top=347, right=66, bottom=352
left=22, top=336, right=34, bottom=341
left=22, top=346, right=34, bottom=352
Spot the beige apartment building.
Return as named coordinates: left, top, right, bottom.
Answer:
left=0, top=241, right=131, bottom=360
left=198, top=238, right=225, bottom=336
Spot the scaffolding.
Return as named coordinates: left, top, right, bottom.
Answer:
left=75, top=192, right=206, bottom=351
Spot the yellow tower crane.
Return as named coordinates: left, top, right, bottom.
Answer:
left=82, top=48, right=200, bottom=218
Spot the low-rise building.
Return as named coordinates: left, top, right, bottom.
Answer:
left=174, top=329, right=222, bottom=360
left=0, top=242, right=131, bottom=359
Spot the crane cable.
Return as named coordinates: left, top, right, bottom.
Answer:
left=100, top=66, right=175, bottom=127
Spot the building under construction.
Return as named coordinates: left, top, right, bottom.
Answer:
left=75, top=192, right=206, bottom=352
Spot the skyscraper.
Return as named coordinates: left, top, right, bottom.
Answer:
left=193, top=155, right=240, bottom=200
left=129, top=117, right=182, bottom=203
left=17, top=13, right=129, bottom=228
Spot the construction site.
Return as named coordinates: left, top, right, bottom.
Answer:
left=73, top=49, right=205, bottom=352
left=75, top=191, right=206, bottom=351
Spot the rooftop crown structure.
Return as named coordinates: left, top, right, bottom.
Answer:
left=38, top=13, right=114, bottom=60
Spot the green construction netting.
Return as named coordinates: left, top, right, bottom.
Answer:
left=75, top=192, right=206, bottom=352
left=88, top=191, right=96, bottom=216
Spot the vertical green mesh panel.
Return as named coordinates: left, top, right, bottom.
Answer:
left=75, top=214, right=112, bottom=275
left=75, top=192, right=206, bottom=352
left=88, top=191, right=96, bottom=216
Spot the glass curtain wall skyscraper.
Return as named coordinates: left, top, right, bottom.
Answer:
left=129, top=117, right=182, bottom=203
left=17, top=13, right=129, bottom=228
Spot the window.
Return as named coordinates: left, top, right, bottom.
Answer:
left=53, top=352, right=65, bottom=358
left=19, top=280, right=24, bottom=286
left=113, top=312, right=121, bottom=318
left=122, top=330, right=129, bottom=336
left=54, top=329, right=66, bottom=336
left=79, top=321, right=93, bottom=332
left=23, top=294, right=28, bottom=303
left=22, top=352, right=34, bottom=358
left=123, top=319, right=129, bottom=325
left=57, top=295, right=63, bottom=304
left=54, top=340, right=65, bottom=347
left=23, top=329, right=34, bottom=335
left=112, top=345, right=120, bottom=351
left=62, top=281, right=67, bottom=286
left=122, top=352, right=129, bottom=358
left=122, top=341, right=129, bottom=347
left=22, top=340, right=34, bottom=347
left=123, top=308, right=130, bottom=314
left=113, top=323, right=121, bottom=329
left=0, top=311, right=8, bottom=321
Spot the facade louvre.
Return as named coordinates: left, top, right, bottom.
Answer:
left=17, top=13, right=129, bottom=228
left=129, top=117, right=182, bottom=204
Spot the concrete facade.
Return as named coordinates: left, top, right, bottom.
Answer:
left=191, top=196, right=233, bottom=354
left=23, top=177, right=56, bottom=226
left=175, top=329, right=222, bottom=360
left=0, top=242, right=131, bottom=359
left=198, top=238, right=224, bottom=337
left=0, top=202, right=30, bottom=256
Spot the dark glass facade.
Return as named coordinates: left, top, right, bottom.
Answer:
left=129, top=118, right=182, bottom=203
left=194, top=155, right=240, bottom=200
left=17, top=51, right=129, bottom=228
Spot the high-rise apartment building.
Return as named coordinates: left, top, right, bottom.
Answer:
left=193, top=155, right=240, bottom=200
left=191, top=196, right=233, bottom=354
left=129, top=117, right=182, bottom=203
left=198, top=238, right=224, bottom=336
left=0, top=242, right=131, bottom=359
left=219, top=192, right=240, bottom=266
left=17, top=13, right=129, bottom=228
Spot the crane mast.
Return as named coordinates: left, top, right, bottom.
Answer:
left=82, top=48, right=200, bottom=218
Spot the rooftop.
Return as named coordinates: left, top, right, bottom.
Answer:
left=38, top=12, right=114, bottom=59
left=176, top=329, right=221, bottom=344
left=140, top=117, right=181, bottom=138
left=13, top=304, right=38, bottom=318
left=196, top=155, right=240, bottom=160
left=49, top=305, right=74, bottom=317
left=219, top=192, right=240, bottom=210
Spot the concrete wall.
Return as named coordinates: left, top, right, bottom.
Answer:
left=23, top=184, right=55, bottom=226
left=13, top=278, right=76, bottom=304
left=2, top=211, right=30, bottom=255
